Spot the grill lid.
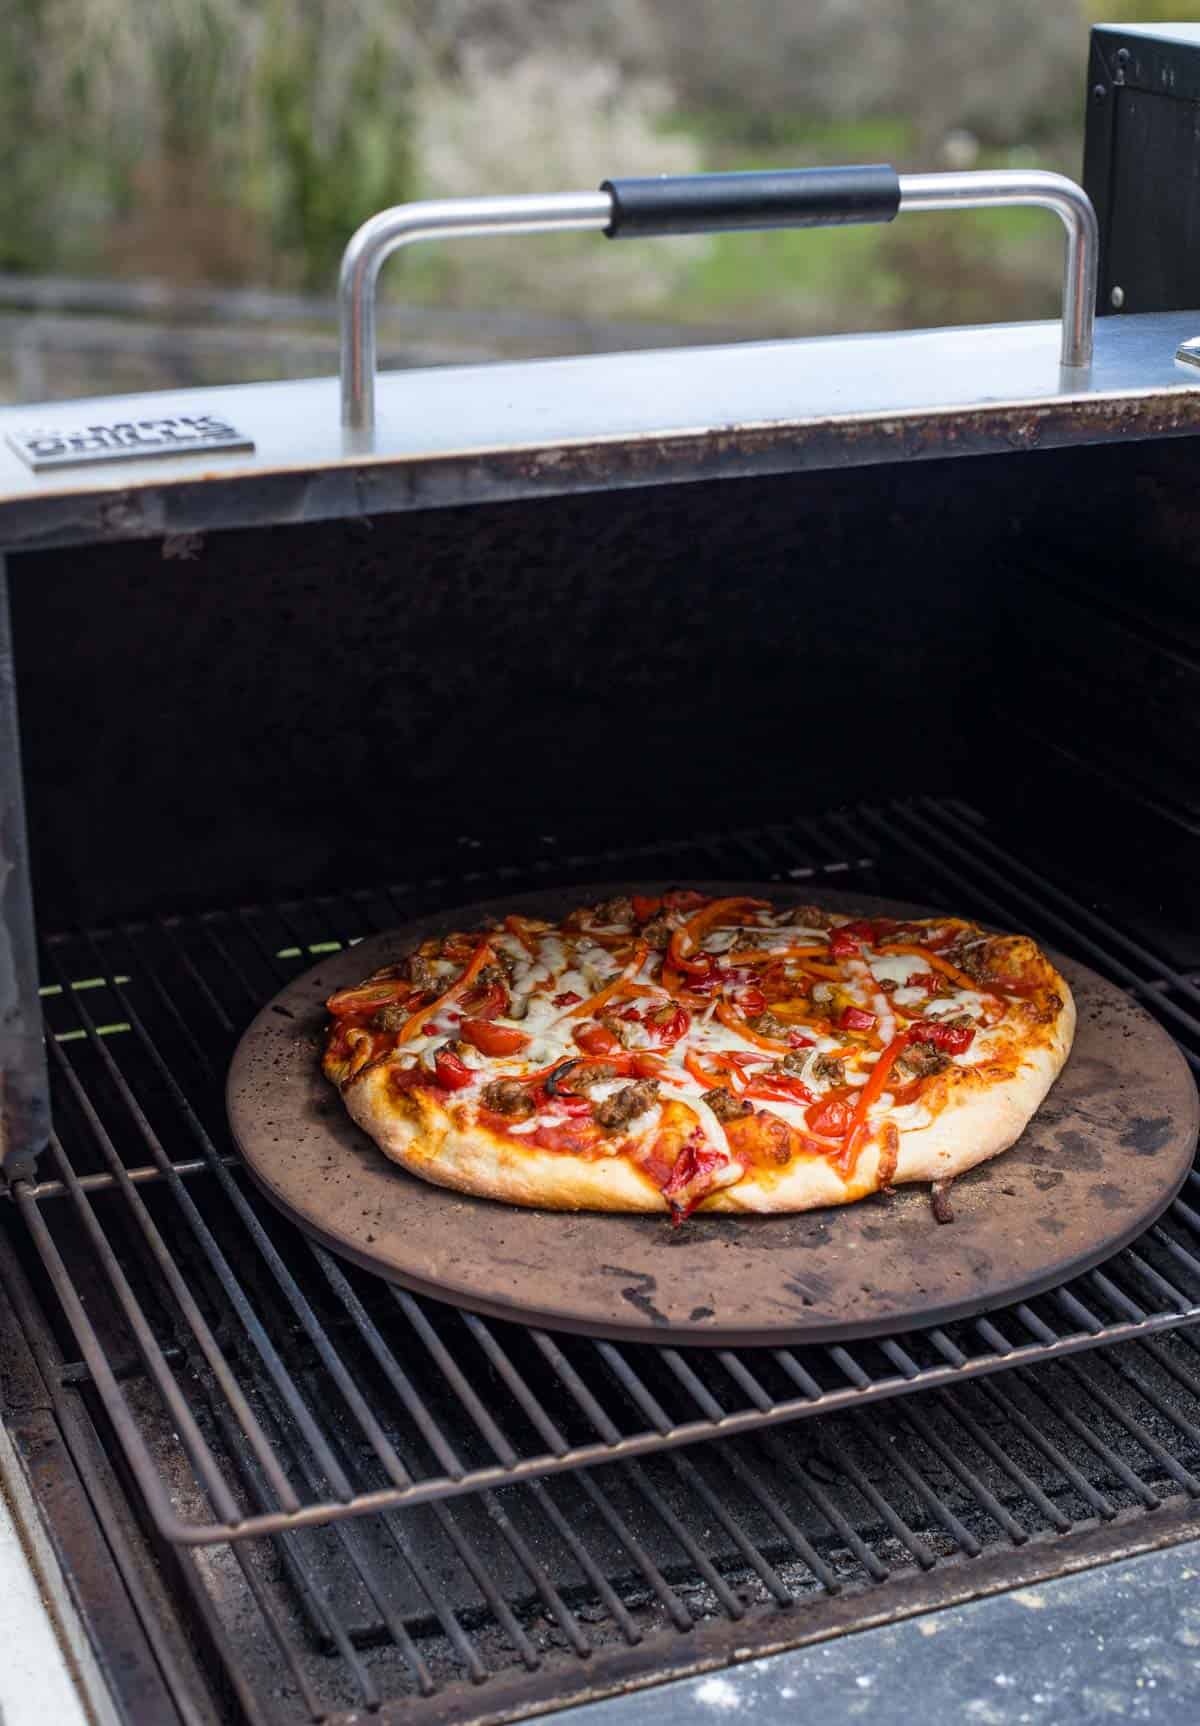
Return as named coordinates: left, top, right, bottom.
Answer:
left=3, top=311, right=1200, bottom=554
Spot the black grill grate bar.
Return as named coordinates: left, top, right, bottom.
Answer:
left=854, top=802, right=1200, bottom=1050
left=204, top=1393, right=383, bottom=1712
left=852, top=1409, right=983, bottom=1556
left=807, top=1430, right=938, bottom=1569
left=23, top=1156, right=234, bottom=1201
left=389, top=1292, right=593, bottom=1654
left=930, top=798, right=1200, bottom=1005
left=933, top=1390, right=1072, bottom=1533
left=972, top=1375, right=1117, bottom=1520
left=452, top=1317, right=645, bottom=1645
left=48, top=944, right=363, bottom=1512
left=315, top=1272, right=632, bottom=1658
left=34, top=1131, right=244, bottom=1526
left=193, top=1388, right=367, bottom=1717
left=16, top=799, right=1200, bottom=1555
left=1014, top=1364, right=1161, bottom=1506
left=464, top=1324, right=694, bottom=1629
left=893, top=1400, right=1030, bottom=1545
left=43, top=1024, right=302, bottom=1513
left=1056, top=1355, right=1200, bottom=1496
left=526, top=1332, right=744, bottom=1619
left=590, top=1344, right=794, bottom=1604
left=655, top=1351, right=852, bottom=1586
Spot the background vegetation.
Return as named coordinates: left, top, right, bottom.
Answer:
left=4, top=2, right=1200, bottom=353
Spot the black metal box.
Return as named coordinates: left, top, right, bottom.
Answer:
left=1085, top=22, right=1200, bottom=315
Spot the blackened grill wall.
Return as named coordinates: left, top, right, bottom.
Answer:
left=10, top=435, right=1200, bottom=928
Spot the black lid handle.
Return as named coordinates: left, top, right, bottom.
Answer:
left=601, top=166, right=901, bottom=239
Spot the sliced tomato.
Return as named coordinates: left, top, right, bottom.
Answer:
left=732, top=984, right=767, bottom=1019
left=643, top=1003, right=690, bottom=1049
left=459, top=981, right=507, bottom=1020
left=574, top=1022, right=622, bottom=1057
left=552, top=990, right=582, bottom=1008
left=828, top=928, right=860, bottom=959
left=433, top=1050, right=474, bottom=1091
left=805, top=1096, right=853, bottom=1137
left=459, top=1018, right=530, bottom=1057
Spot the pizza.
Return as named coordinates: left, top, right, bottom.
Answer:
left=321, top=892, right=1075, bottom=1223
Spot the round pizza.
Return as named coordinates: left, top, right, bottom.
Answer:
left=321, top=892, right=1075, bottom=1223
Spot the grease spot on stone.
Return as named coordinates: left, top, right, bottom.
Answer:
left=1121, top=1115, right=1173, bottom=1157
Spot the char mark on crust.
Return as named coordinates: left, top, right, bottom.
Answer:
left=876, top=1121, right=900, bottom=1187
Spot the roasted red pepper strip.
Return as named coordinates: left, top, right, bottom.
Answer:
left=433, top=1050, right=474, bottom=1091
left=742, top=1071, right=814, bottom=1105
left=685, top=1049, right=730, bottom=1090
left=838, top=1032, right=912, bottom=1174
left=632, top=895, right=662, bottom=923
left=667, top=896, right=770, bottom=980
left=400, top=939, right=494, bottom=1042
left=876, top=943, right=999, bottom=998
left=840, top=1005, right=877, bottom=1032
left=714, top=1001, right=792, bottom=1052
left=828, top=928, right=860, bottom=959
left=326, top=975, right=413, bottom=1017
left=553, top=990, right=582, bottom=1008
left=565, top=943, right=650, bottom=1019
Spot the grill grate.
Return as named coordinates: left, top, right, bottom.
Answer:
left=4, top=797, right=1200, bottom=1724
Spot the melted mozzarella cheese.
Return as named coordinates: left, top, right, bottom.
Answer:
left=684, top=1094, right=732, bottom=1162
left=866, top=952, right=926, bottom=987
left=925, top=988, right=989, bottom=1022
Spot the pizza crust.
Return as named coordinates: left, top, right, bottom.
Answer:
left=341, top=971, right=1076, bottom=1216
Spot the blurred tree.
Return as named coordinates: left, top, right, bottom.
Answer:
left=255, top=0, right=414, bottom=290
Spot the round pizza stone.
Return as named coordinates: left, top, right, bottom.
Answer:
left=226, top=885, right=1199, bottom=1346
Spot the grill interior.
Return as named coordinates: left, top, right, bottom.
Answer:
left=3, top=795, right=1199, bottom=1726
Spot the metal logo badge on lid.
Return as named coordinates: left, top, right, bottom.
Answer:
left=6, top=412, right=254, bottom=471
